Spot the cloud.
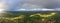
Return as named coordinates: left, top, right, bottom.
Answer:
left=21, top=3, right=45, bottom=9
left=0, top=0, right=60, bottom=11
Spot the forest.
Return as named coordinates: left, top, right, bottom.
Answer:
left=0, top=11, right=60, bottom=23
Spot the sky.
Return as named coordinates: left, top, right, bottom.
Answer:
left=0, top=0, right=60, bottom=11
left=0, top=0, right=60, bottom=18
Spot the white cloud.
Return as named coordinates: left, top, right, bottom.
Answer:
left=21, top=3, right=46, bottom=9
left=0, top=0, right=59, bottom=11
